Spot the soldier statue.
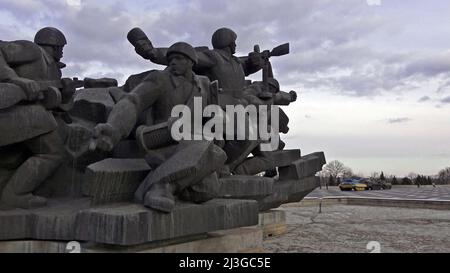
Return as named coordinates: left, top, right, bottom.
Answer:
left=0, top=27, right=75, bottom=208
left=91, top=42, right=227, bottom=212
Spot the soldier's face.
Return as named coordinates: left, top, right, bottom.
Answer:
left=230, top=41, right=236, bottom=54
left=53, top=45, right=64, bottom=61
left=168, top=53, right=192, bottom=76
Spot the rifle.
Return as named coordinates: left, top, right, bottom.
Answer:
left=0, top=77, right=83, bottom=110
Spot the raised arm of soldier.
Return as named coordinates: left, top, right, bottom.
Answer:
left=127, top=27, right=263, bottom=77
left=127, top=27, right=215, bottom=69
left=92, top=74, right=164, bottom=152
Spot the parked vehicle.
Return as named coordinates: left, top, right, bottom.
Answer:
left=362, top=179, right=392, bottom=190
left=380, top=181, right=392, bottom=190
left=339, top=181, right=354, bottom=191
left=339, top=179, right=368, bottom=191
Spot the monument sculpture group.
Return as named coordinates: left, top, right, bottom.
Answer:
left=0, top=26, right=325, bottom=248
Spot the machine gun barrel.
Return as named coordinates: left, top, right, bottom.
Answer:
left=269, top=43, right=289, bottom=57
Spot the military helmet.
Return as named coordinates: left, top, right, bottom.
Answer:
left=34, top=27, right=67, bottom=47
left=211, top=27, right=237, bottom=49
left=166, top=42, right=198, bottom=64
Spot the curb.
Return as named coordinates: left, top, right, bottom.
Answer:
left=286, top=196, right=450, bottom=210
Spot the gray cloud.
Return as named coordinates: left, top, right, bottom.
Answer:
left=401, top=52, right=450, bottom=78
left=437, top=79, right=450, bottom=93
left=387, top=117, right=412, bottom=124
left=440, top=96, right=450, bottom=104
left=1, top=0, right=449, bottom=96
left=418, top=96, right=431, bottom=102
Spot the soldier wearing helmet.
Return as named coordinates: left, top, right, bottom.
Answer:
left=91, top=42, right=225, bottom=213
left=129, top=27, right=264, bottom=95
left=34, top=27, right=67, bottom=66
left=0, top=27, right=71, bottom=209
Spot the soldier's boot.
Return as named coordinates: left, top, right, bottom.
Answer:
left=178, top=172, right=220, bottom=203
left=144, top=182, right=175, bottom=213
left=0, top=131, right=64, bottom=209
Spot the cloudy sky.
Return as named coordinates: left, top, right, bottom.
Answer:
left=1, top=0, right=450, bottom=177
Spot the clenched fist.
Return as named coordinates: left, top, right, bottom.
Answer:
left=90, top=123, right=121, bottom=152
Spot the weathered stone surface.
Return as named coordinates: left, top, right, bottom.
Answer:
left=36, top=163, right=85, bottom=198
left=0, top=198, right=91, bottom=241
left=122, top=70, right=152, bottom=93
left=0, top=104, right=57, bottom=146
left=0, top=208, right=30, bottom=239
left=279, top=108, right=289, bottom=133
left=179, top=172, right=220, bottom=203
left=55, top=118, right=110, bottom=168
left=83, top=78, right=118, bottom=89
left=287, top=176, right=320, bottom=203
left=223, top=140, right=261, bottom=171
left=234, top=149, right=301, bottom=175
left=218, top=175, right=274, bottom=200
left=69, top=88, right=115, bottom=123
left=0, top=144, right=28, bottom=170
left=135, top=140, right=227, bottom=203
left=0, top=226, right=263, bottom=253
left=279, top=152, right=326, bottom=180
left=83, top=158, right=151, bottom=205
left=135, top=122, right=175, bottom=152
left=258, top=209, right=286, bottom=226
left=0, top=198, right=258, bottom=246
left=30, top=199, right=89, bottom=240
left=0, top=240, right=70, bottom=253
left=258, top=180, right=292, bottom=211
left=0, top=168, right=14, bottom=196
left=112, top=140, right=146, bottom=159
left=75, top=198, right=258, bottom=245
left=258, top=176, right=319, bottom=211
left=258, top=210, right=287, bottom=238
left=64, top=120, right=94, bottom=155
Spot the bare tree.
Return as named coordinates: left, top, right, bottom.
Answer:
left=438, top=167, right=450, bottom=184
left=342, top=167, right=353, bottom=178
left=323, top=160, right=347, bottom=179
left=370, top=172, right=380, bottom=180
left=407, top=172, right=418, bottom=180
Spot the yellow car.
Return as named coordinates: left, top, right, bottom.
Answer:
left=353, top=182, right=368, bottom=191
left=339, top=180, right=368, bottom=191
left=339, top=181, right=354, bottom=191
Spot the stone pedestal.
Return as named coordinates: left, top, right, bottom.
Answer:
left=0, top=226, right=263, bottom=253
left=258, top=210, right=287, bottom=238
left=0, top=198, right=258, bottom=246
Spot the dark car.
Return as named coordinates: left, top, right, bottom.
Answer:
left=363, top=180, right=392, bottom=190
left=380, top=181, right=392, bottom=190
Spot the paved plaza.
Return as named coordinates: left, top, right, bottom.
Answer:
left=264, top=205, right=450, bottom=253
left=263, top=185, right=450, bottom=253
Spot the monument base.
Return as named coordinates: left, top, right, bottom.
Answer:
left=258, top=210, right=287, bottom=238
left=0, top=226, right=263, bottom=253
